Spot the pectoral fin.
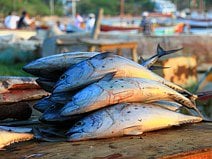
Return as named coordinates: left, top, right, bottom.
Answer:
left=123, top=126, right=143, bottom=135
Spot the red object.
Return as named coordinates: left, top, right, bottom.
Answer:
left=100, top=24, right=141, bottom=32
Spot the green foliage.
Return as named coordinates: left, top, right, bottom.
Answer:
left=0, top=63, right=31, bottom=76
left=77, top=0, right=154, bottom=16
left=0, top=0, right=63, bottom=16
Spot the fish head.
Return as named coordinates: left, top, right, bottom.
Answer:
left=53, top=61, right=95, bottom=93
left=66, top=110, right=114, bottom=141
left=39, top=104, right=63, bottom=122
left=33, top=96, right=54, bottom=113
left=60, top=84, right=104, bottom=116
left=23, top=60, right=44, bottom=75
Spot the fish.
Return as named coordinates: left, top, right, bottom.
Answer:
left=53, top=53, right=196, bottom=101
left=40, top=104, right=85, bottom=125
left=33, top=96, right=56, bottom=113
left=0, top=126, right=33, bottom=149
left=50, top=91, right=77, bottom=104
left=140, top=44, right=183, bottom=69
left=34, top=91, right=74, bottom=113
left=66, top=103, right=202, bottom=141
left=0, top=76, right=39, bottom=94
left=36, top=77, right=56, bottom=93
left=23, top=52, right=99, bottom=80
left=33, top=127, right=66, bottom=142
left=60, top=77, right=197, bottom=116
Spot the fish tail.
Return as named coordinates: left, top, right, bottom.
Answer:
left=167, top=93, right=196, bottom=110
left=169, top=92, right=204, bottom=119
left=163, top=81, right=198, bottom=101
left=157, top=44, right=183, bottom=58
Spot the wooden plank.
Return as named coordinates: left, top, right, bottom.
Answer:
left=0, top=122, right=211, bottom=159
left=92, top=8, right=104, bottom=40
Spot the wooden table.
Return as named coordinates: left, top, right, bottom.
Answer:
left=79, top=38, right=138, bottom=62
left=1, top=122, right=211, bottom=159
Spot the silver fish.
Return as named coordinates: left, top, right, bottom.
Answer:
left=67, top=103, right=202, bottom=141
left=23, top=52, right=99, bottom=79
left=53, top=53, right=196, bottom=101
left=36, top=78, right=56, bottom=93
left=50, top=91, right=77, bottom=104
left=40, top=104, right=84, bottom=125
left=60, top=77, right=196, bottom=116
left=33, top=96, right=55, bottom=113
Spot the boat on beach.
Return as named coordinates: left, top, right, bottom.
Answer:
left=100, top=24, right=141, bottom=32
left=178, top=17, right=212, bottom=28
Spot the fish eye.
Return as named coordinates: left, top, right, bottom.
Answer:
left=60, top=74, right=66, bottom=80
left=75, top=121, right=84, bottom=126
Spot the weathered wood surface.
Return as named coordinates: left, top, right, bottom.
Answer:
left=0, top=122, right=211, bottom=159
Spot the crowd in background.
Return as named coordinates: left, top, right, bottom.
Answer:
left=4, top=11, right=96, bottom=33
left=4, top=11, right=35, bottom=30
left=56, top=13, right=96, bottom=33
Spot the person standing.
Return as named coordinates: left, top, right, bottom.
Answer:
left=17, top=11, right=34, bottom=29
left=4, top=11, right=20, bottom=29
left=85, top=13, right=95, bottom=32
left=74, top=13, right=84, bottom=29
left=140, top=12, right=152, bottom=35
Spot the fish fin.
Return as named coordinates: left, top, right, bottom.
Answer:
left=149, top=65, right=170, bottom=70
left=99, top=72, right=116, bottom=81
left=93, top=52, right=115, bottom=60
left=157, top=44, right=183, bottom=58
left=123, top=126, right=143, bottom=135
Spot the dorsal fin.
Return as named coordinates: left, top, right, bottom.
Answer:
left=93, top=52, right=115, bottom=60
left=138, top=56, right=145, bottom=64
left=149, top=65, right=170, bottom=70
left=157, top=44, right=183, bottom=58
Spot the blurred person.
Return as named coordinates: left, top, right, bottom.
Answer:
left=85, top=13, right=95, bottom=32
left=4, top=11, right=20, bottom=29
left=74, top=13, right=84, bottom=29
left=56, top=21, right=66, bottom=32
left=140, top=12, right=152, bottom=35
left=17, top=11, right=35, bottom=29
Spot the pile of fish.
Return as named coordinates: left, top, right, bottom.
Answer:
left=0, top=45, right=203, bottom=148
left=21, top=45, right=203, bottom=141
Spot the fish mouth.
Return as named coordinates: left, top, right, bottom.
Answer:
left=53, top=83, right=69, bottom=93
left=66, top=131, right=86, bottom=141
left=60, top=103, right=80, bottom=116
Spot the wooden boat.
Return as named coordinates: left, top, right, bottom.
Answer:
left=100, top=24, right=141, bottom=32
left=178, top=17, right=212, bottom=28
